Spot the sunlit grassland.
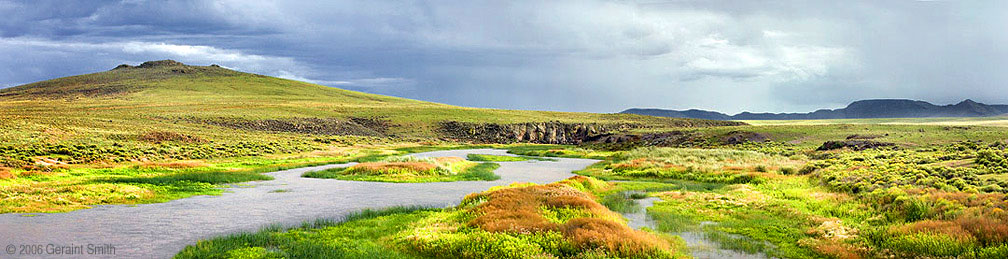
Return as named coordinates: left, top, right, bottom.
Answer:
left=303, top=156, right=502, bottom=183
left=577, top=147, right=805, bottom=184
left=640, top=177, right=875, bottom=258
left=177, top=176, right=689, bottom=258
left=0, top=143, right=494, bottom=213
left=0, top=151, right=350, bottom=213
left=0, top=64, right=722, bottom=213
left=582, top=143, right=1008, bottom=258
left=176, top=206, right=435, bottom=259
left=680, top=123, right=1008, bottom=149
left=0, top=65, right=700, bottom=143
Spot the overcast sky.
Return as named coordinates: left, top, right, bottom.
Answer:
left=2, top=0, right=1006, bottom=113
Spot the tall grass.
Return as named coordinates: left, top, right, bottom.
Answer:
left=303, top=156, right=501, bottom=183
left=175, top=206, right=434, bottom=259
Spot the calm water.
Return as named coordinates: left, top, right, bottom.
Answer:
left=0, top=149, right=598, bottom=258
left=619, top=193, right=772, bottom=259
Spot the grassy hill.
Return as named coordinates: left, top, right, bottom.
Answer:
left=0, top=60, right=726, bottom=141
left=0, top=60, right=736, bottom=213
left=0, top=60, right=740, bottom=170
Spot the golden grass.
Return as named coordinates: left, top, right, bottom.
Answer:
left=1, top=182, right=156, bottom=213
left=464, top=176, right=673, bottom=257
left=348, top=162, right=438, bottom=175
left=613, top=147, right=805, bottom=174
left=809, top=240, right=864, bottom=259
left=0, top=167, right=13, bottom=180
left=893, top=214, right=1008, bottom=245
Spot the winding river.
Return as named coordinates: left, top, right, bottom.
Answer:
left=0, top=149, right=598, bottom=258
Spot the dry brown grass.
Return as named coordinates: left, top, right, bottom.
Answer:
left=0, top=167, right=13, bottom=179
left=0, top=182, right=155, bottom=213
left=893, top=220, right=975, bottom=242
left=808, top=240, right=864, bottom=259
left=561, top=217, right=671, bottom=255
left=894, top=214, right=1008, bottom=245
left=464, top=176, right=672, bottom=257
left=433, top=156, right=465, bottom=164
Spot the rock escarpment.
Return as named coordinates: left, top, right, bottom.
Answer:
left=439, top=121, right=639, bottom=145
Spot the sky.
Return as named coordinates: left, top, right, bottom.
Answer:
left=1, top=0, right=1006, bottom=114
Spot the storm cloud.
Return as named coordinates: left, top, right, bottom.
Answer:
left=1, top=0, right=1006, bottom=113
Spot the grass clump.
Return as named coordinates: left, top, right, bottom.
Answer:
left=466, top=153, right=554, bottom=162
left=396, top=176, right=680, bottom=258
left=303, top=156, right=501, bottom=183
left=176, top=206, right=434, bottom=259
left=577, top=147, right=804, bottom=184
left=177, top=177, right=682, bottom=259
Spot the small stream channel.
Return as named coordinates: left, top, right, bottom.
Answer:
left=618, top=192, right=771, bottom=259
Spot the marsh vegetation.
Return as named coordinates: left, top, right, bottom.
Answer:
left=302, top=156, right=501, bottom=182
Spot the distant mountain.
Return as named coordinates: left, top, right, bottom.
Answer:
left=621, top=99, right=1008, bottom=120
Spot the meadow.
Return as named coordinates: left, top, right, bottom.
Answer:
left=5, top=62, right=1008, bottom=258
left=178, top=120, right=1008, bottom=258
left=177, top=176, right=689, bottom=259
left=302, top=155, right=502, bottom=182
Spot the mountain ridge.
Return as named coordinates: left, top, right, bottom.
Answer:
left=622, top=99, right=1008, bottom=120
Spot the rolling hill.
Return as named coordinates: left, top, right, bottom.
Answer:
left=0, top=60, right=735, bottom=150
left=622, top=99, right=1008, bottom=120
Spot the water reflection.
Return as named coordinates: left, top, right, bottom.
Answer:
left=617, top=192, right=771, bottom=259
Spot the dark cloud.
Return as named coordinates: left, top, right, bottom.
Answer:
left=1, top=0, right=1006, bottom=113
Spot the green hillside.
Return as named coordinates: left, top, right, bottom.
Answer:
left=0, top=60, right=726, bottom=145
left=0, top=60, right=733, bottom=213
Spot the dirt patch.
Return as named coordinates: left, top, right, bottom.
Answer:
left=817, top=140, right=895, bottom=151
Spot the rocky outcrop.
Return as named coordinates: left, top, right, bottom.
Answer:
left=137, top=60, right=186, bottom=68
left=438, top=121, right=639, bottom=144
left=817, top=140, right=895, bottom=151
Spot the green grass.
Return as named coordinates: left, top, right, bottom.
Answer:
left=178, top=178, right=685, bottom=259
left=505, top=144, right=617, bottom=159
left=176, top=206, right=434, bottom=259
left=466, top=154, right=530, bottom=162
left=303, top=162, right=501, bottom=183
left=0, top=62, right=717, bottom=213
left=576, top=147, right=804, bottom=185
left=683, top=123, right=1008, bottom=150
left=465, top=153, right=555, bottom=162
left=574, top=141, right=1008, bottom=258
